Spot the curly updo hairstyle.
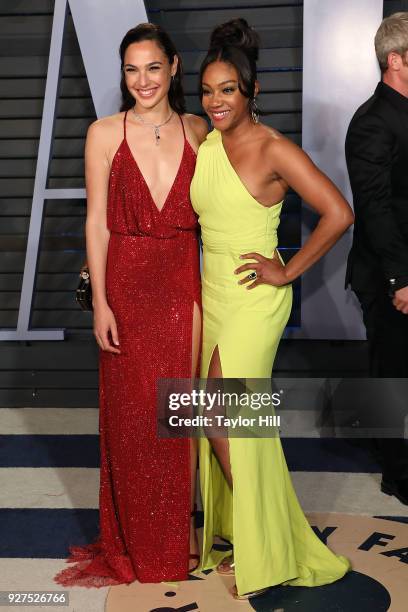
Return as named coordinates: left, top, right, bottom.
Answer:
left=199, top=18, right=263, bottom=116
left=119, top=23, right=186, bottom=114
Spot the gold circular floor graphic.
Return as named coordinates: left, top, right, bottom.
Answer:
left=105, top=513, right=407, bottom=612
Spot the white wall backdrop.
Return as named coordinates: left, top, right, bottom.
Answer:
left=295, top=0, right=383, bottom=339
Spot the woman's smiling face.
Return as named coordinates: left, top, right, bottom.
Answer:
left=123, top=39, right=177, bottom=110
left=201, top=60, right=251, bottom=131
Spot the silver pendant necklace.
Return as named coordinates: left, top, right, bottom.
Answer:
left=132, top=107, right=174, bottom=145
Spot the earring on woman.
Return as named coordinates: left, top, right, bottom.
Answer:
left=250, top=97, right=259, bottom=124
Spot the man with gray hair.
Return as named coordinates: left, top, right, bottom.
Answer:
left=345, top=12, right=408, bottom=505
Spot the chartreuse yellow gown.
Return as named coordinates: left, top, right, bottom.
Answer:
left=190, top=128, right=350, bottom=596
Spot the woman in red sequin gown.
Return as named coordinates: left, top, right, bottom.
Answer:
left=54, top=24, right=207, bottom=587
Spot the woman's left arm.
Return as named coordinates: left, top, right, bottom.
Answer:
left=237, top=136, right=354, bottom=288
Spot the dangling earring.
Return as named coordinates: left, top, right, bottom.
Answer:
left=250, top=97, right=259, bottom=124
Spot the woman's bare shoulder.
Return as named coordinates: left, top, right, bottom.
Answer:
left=87, top=112, right=125, bottom=140
left=183, top=113, right=209, bottom=143
left=258, top=123, right=301, bottom=158
left=259, top=123, right=289, bottom=144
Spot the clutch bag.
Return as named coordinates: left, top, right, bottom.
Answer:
left=76, top=265, right=93, bottom=311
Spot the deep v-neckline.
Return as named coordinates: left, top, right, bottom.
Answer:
left=124, top=138, right=187, bottom=214
left=122, top=110, right=188, bottom=214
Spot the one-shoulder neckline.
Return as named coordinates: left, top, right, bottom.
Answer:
left=214, top=129, right=284, bottom=211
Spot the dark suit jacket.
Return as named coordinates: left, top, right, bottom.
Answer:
left=345, top=81, right=408, bottom=292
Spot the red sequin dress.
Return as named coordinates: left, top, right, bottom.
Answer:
left=54, top=111, right=201, bottom=587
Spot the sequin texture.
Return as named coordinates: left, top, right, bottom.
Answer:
left=54, top=113, right=201, bottom=588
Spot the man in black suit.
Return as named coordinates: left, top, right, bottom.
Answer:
left=345, top=12, right=408, bottom=505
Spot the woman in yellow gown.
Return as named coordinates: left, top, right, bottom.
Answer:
left=190, top=19, right=354, bottom=600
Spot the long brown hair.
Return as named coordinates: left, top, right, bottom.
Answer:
left=119, top=23, right=186, bottom=114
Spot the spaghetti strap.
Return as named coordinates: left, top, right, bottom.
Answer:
left=123, top=110, right=128, bottom=141
left=178, top=114, right=187, bottom=141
